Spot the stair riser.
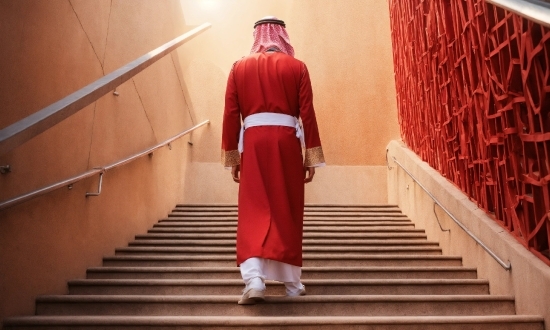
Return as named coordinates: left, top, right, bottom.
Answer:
left=153, top=224, right=416, bottom=228
left=163, top=218, right=410, bottom=222
left=3, top=322, right=544, bottom=330
left=166, top=215, right=414, bottom=218
left=35, top=300, right=516, bottom=317
left=86, top=270, right=478, bottom=280
left=128, top=240, right=440, bottom=247
left=147, top=228, right=426, bottom=233
left=115, top=246, right=442, bottom=257
left=169, top=210, right=406, bottom=218
left=167, top=213, right=407, bottom=216
left=68, top=284, right=489, bottom=296
left=135, top=234, right=429, bottom=240
left=102, top=259, right=463, bottom=267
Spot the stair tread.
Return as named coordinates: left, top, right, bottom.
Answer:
left=5, top=315, right=544, bottom=326
left=154, top=222, right=415, bottom=227
left=168, top=210, right=407, bottom=219
left=87, top=266, right=476, bottom=273
left=69, top=278, right=489, bottom=285
left=37, top=294, right=515, bottom=302
left=116, top=245, right=441, bottom=252
left=7, top=203, right=543, bottom=329
left=163, top=218, right=411, bottom=222
left=104, top=254, right=461, bottom=260
left=148, top=227, right=425, bottom=232
left=136, top=233, right=428, bottom=238
left=128, top=239, right=440, bottom=246
left=175, top=204, right=399, bottom=207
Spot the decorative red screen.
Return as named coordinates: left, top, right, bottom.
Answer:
left=388, top=0, right=550, bottom=265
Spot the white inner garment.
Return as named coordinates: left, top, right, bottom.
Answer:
left=240, top=257, right=304, bottom=295
left=240, top=257, right=301, bottom=282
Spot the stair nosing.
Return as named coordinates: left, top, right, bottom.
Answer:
left=6, top=315, right=543, bottom=326
left=87, top=266, right=476, bottom=273
left=68, top=278, right=490, bottom=286
left=36, top=294, right=516, bottom=303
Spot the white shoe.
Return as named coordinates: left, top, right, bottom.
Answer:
left=238, top=287, right=265, bottom=305
left=286, top=285, right=306, bottom=297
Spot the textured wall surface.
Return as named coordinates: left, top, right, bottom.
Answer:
left=175, top=0, right=399, bottom=204
left=0, top=0, right=199, bottom=322
left=177, top=0, right=399, bottom=167
left=0, top=0, right=399, bottom=322
left=388, top=140, right=550, bottom=330
left=388, top=0, right=550, bottom=265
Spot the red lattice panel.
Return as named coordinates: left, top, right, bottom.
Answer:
left=388, top=0, right=550, bottom=265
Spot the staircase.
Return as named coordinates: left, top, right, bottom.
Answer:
left=3, top=204, right=544, bottom=329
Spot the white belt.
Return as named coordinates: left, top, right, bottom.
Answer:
left=238, top=113, right=305, bottom=153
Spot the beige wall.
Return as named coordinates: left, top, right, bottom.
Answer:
left=176, top=0, right=399, bottom=204
left=387, top=140, right=550, bottom=329
left=0, top=0, right=399, bottom=323
left=0, top=0, right=202, bottom=322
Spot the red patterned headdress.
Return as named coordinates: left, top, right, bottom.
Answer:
left=250, top=16, right=295, bottom=57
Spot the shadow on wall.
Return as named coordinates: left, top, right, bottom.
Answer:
left=0, top=0, right=213, bottom=323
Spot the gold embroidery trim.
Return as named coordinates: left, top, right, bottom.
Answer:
left=304, top=146, right=325, bottom=167
left=222, top=149, right=241, bottom=167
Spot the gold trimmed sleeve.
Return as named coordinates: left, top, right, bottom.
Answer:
left=304, top=146, right=325, bottom=167
left=221, top=149, right=241, bottom=167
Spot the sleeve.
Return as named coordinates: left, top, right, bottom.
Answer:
left=299, top=63, right=326, bottom=167
left=221, top=64, right=242, bottom=167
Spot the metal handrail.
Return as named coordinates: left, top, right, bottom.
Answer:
left=0, top=22, right=211, bottom=155
left=486, top=0, right=550, bottom=28
left=391, top=156, right=512, bottom=270
left=0, top=120, right=210, bottom=211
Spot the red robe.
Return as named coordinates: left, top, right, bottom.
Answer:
left=221, top=51, right=325, bottom=267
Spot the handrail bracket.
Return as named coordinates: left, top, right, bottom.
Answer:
left=0, top=165, right=11, bottom=174
left=86, top=171, right=104, bottom=197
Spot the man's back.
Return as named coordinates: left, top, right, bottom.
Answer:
left=229, top=52, right=307, bottom=119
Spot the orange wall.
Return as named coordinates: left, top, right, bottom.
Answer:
left=176, top=0, right=399, bottom=167
left=0, top=0, right=201, bottom=322
left=0, top=0, right=399, bottom=323
left=175, top=0, right=399, bottom=204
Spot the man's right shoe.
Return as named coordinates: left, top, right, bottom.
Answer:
left=238, top=288, right=265, bottom=305
left=286, top=285, right=306, bottom=297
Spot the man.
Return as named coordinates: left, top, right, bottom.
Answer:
left=221, top=16, right=325, bottom=305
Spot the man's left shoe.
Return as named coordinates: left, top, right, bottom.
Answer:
left=238, top=288, right=265, bottom=305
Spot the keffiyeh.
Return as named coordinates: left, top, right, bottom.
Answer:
left=250, top=16, right=295, bottom=57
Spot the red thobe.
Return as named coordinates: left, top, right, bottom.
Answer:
left=221, top=51, right=325, bottom=267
